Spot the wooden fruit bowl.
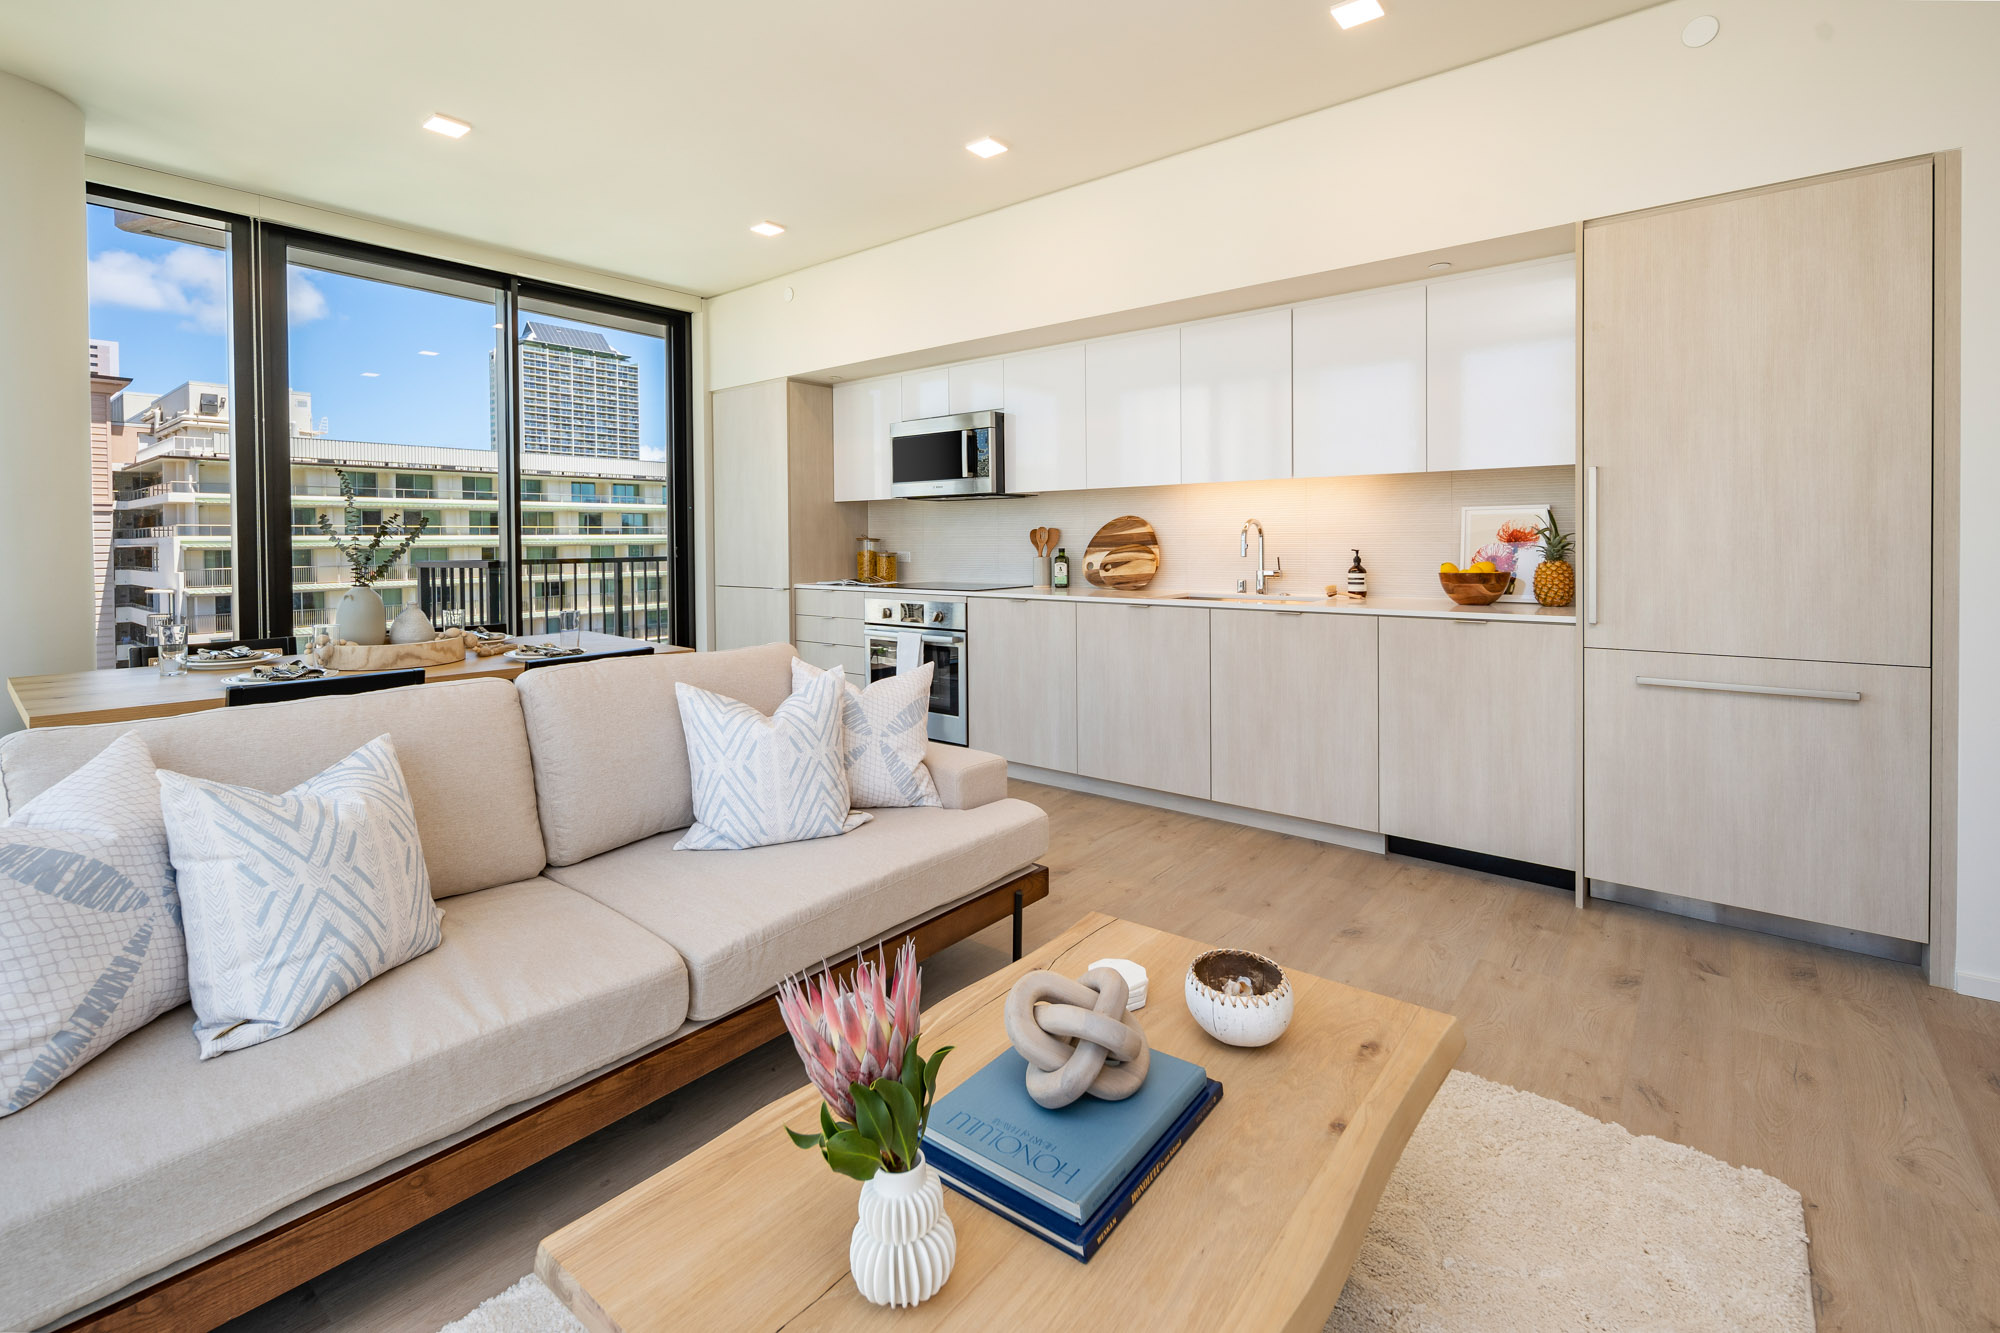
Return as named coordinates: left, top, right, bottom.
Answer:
left=1439, top=571, right=1513, bottom=605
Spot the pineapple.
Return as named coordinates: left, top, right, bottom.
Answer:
left=1531, top=515, right=1575, bottom=607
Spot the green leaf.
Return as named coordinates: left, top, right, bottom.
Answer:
left=850, top=1082, right=892, bottom=1152
left=877, top=1077, right=922, bottom=1167
left=923, top=1045, right=954, bottom=1104
left=900, top=1038, right=926, bottom=1105
left=824, top=1129, right=883, bottom=1181
left=785, top=1125, right=823, bottom=1150
left=820, top=1102, right=839, bottom=1142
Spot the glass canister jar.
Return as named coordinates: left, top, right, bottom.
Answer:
left=856, top=536, right=880, bottom=581
left=875, top=549, right=897, bottom=583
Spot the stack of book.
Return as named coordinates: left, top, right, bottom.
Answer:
left=920, top=1048, right=1222, bottom=1261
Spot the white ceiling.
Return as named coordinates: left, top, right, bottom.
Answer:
left=0, top=0, right=1662, bottom=297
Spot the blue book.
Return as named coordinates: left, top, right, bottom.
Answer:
left=931, top=1079, right=1223, bottom=1262
left=922, top=1047, right=1209, bottom=1221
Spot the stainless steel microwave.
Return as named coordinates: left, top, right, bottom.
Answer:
left=890, top=411, right=1006, bottom=499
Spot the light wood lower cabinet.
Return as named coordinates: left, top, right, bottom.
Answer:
left=713, top=586, right=791, bottom=651
left=1379, top=617, right=1577, bottom=869
left=1210, top=609, right=1377, bottom=829
left=967, top=598, right=1077, bottom=772
left=1584, top=647, right=1928, bottom=941
left=1075, top=603, right=1209, bottom=798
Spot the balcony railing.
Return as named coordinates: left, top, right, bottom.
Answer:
left=520, top=490, right=658, bottom=506
left=180, top=567, right=234, bottom=588
left=115, top=481, right=231, bottom=502
left=415, top=556, right=672, bottom=642
left=115, top=525, right=232, bottom=539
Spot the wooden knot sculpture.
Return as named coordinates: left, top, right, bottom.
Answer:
left=1003, top=967, right=1151, bottom=1109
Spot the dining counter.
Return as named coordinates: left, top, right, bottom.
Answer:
left=6, top=632, right=689, bottom=731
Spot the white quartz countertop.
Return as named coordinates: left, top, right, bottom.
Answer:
left=797, top=582, right=1577, bottom=624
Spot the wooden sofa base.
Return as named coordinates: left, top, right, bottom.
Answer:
left=60, top=865, right=1051, bottom=1333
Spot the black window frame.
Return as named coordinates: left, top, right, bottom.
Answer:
left=84, top=184, right=695, bottom=648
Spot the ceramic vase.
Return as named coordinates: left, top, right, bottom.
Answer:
left=333, top=585, right=388, bottom=646
left=850, top=1153, right=954, bottom=1308
left=388, top=605, right=436, bottom=644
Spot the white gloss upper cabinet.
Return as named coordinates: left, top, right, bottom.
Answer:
left=948, top=360, right=1004, bottom=414
left=1001, top=344, right=1088, bottom=493
left=831, top=376, right=898, bottom=502
left=1180, top=309, right=1292, bottom=483
left=901, top=368, right=950, bottom=422
left=1085, top=328, right=1181, bottom=490
left=1293, top=284, right=1427, bottom=477
left=1426, top=256, right=1576, bottom=472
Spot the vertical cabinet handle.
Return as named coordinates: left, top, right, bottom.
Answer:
left=1586, top=464, right=1599, bottom=627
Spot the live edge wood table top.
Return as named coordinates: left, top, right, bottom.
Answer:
left=536, top=913, right=1465, bottom=1333
left=6, top=633, right=689, bottom=730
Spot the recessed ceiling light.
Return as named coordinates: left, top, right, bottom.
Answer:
left=750, top=220, right=786, bottom=237
left=422, top=113, right=472, bottom=139
left=361, top=371, right=379, bottom=377
left=1427, top=261, right=1453, bottom=271
left=966, top=137, right=1009, bottom=159
left=1330, top=0, right=1384, bottom=30
left=418, top=350, right=439, bottom=356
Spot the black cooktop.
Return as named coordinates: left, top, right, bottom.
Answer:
left=817, top=580, right=1030, bottom=593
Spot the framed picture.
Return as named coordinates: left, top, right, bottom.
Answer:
left=1460, top=504, right=1552, bottom=602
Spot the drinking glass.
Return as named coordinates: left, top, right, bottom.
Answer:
left=559, top=608, right=581, bottom=648
left=155, top=618, right=188, bottom=678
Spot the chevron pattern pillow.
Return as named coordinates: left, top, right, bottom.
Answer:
left=158, top=735, right=442, bottom=1058
left=674, top=670, right=871, bottom=851
left=1, top=733, right=186, bottom=1116
left=790, top=658, right=941, bottom=809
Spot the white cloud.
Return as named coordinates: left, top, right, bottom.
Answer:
left=288, top=269, right=329, bottom=323
left=87, top=246, right=333, bottom=331
left=88, top=246, right=229, bottom=334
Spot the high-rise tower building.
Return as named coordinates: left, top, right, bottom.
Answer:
left=516, top=321, right=640, bottom=459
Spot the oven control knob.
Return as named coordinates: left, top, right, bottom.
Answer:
left=932, top=611, right=944, bottom=623
left=879, top=608, right=891, bottom=619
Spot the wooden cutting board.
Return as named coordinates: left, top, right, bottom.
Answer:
left=1083, top=515, right=1162, bottom=589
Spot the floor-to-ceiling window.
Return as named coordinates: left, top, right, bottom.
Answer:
left=81, top=188, right=692, bottom=654
left=513, top=292, right=678, bottom=639
left=84, top=197, right=241, bottom=664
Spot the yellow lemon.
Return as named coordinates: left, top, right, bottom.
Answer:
left=1470, top=560, right=1497, bottom=573
left=1439, top=562, right=1459, bottom=573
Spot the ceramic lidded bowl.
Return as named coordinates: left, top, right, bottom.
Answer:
left=1185, top=948, right=1294, bottom=1047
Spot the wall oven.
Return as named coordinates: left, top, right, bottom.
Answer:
left=890, top=411, right=1006, bottom=499
left=864, top=596, right=968, bottom=745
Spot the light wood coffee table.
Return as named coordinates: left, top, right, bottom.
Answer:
left=538, top=913, right=1463, bottom=1332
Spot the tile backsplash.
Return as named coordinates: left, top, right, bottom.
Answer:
left=865, top=466, right=1575, bottom=598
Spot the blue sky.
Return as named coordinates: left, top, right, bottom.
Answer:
left=86, top=203, right=667, bottom=461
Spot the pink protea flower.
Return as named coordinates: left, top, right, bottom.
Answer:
left=777, top=938, right=922, bottom=1122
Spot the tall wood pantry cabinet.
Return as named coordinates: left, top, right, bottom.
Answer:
left=1581, top=159, right=1936, bottom=944
left=711, top=379, right=865, bottom=650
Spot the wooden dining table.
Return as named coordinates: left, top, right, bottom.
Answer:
left=6, top=632, right=690, bottom=730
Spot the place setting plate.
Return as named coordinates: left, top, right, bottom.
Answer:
left=185, top=650, right=279, bottom=670
left=221, top=663, right=339, bottom=686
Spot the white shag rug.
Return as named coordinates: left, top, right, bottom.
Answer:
left=440, top=1072, right=1812, bottom=1333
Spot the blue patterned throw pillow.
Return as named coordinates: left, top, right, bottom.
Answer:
left=158, top=734, right=442, bottom=1058
left=1, top=733, right=186, bottom=1116
left=791, top=657, right=941, bottom=809
left=674, top=670, right=872, bottom=851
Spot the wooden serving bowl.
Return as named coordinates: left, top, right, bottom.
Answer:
left=1439, top=570, right=1514, bottom=605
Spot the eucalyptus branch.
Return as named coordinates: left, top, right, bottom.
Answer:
left=316, top=468, right=433, bottom=587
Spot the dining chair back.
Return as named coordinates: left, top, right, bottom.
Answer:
left=223, top=668, right=426, bottom=707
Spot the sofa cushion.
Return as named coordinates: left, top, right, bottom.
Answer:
left=547, top=798, right=1049, bottom=1021
left=160, top=736, right=443, bottom=1058
left=0, top=678, right=545, bottom=899
left=0, top=877, right=688, bottom=1332
left=515, top=643, right=796, bottom=866
left=792, top=657, right=940, bottom=809
left=676, top=674, right=867, bottom=852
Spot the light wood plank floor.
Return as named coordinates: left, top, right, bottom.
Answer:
left=222, top=780, right=2000, bottom=1333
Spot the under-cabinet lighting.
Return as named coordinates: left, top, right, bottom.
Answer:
left=1330, top=0, right=1384, bottom=29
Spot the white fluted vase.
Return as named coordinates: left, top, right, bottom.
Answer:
left=850, top=1153, right=955, bottom=1308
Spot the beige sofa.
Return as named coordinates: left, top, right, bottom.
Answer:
left=0, top=643, right=1049, bottom=1333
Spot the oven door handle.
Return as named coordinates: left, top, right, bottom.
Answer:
left=920, top=633, right=961, bottom=648
left=960, top=430, right=974, bottom=479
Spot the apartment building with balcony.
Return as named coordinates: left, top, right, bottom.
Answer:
left=107, top=382, right=672, bottom=654
left=515, top=321, right=641, bottom=460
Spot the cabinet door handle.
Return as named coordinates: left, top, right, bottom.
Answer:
left=1634, top=676, right=1862, bottom=703
left=1586, top=464, right=1599, bottom=627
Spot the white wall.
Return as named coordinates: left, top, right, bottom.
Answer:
left=0, top=72, right=90, bottom=730
left=706, top=0, right=2000, bottom=995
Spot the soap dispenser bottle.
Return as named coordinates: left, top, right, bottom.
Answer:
left=1052, top=547, right=1071, bottom=589
left=1346, top=549, right=1368, bottom=599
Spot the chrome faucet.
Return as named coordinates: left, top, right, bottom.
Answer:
left=1238, top=519, right=1282, bottom=594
